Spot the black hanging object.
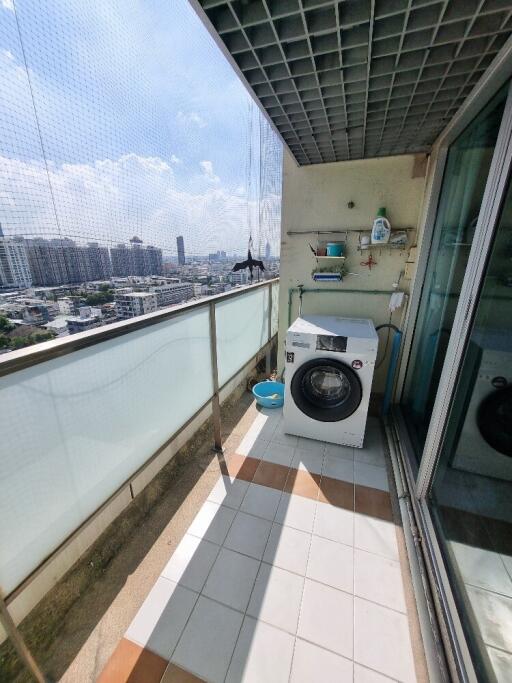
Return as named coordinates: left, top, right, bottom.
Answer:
left=233, top=248, right=265, bottom=281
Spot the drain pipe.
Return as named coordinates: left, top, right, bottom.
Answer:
left=384, top=419, right=449, bottom=683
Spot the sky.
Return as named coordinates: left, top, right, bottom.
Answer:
left=0, top=0, right=282, bottom=257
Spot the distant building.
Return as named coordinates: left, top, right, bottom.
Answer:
left=110, top=238, right=163, bottom=277
left=177, top=235, right=186, bottom=265
left=85, top=243, right=112, bottom=280
left=57, top=297, right=82, bottom=316
left=0, top=229, right=32, bottom=288
left=265, top=241, right=271, bottom=260
left=66, top=306, right=104, bottom=334
left=115, top=292, right=158, bottom=319
left=150, top=282, right=194, bottom=307
left=230, top=271, right=248, bottom=286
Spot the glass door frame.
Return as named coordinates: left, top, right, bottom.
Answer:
left=390, top=45, right=512, bottom=682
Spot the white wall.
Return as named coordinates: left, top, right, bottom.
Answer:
left=278, top=151, right=428, bottom=393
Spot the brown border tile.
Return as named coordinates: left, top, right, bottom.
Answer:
left=318, top=476, right=354, bottom=510
left=355, top=484, right=393, bottom=522
left=97, top=638, right=168, bottom=683
left=284, top=469, right=321, bottom=500
left=221, top=453, right=259, bottom=482
left=253, top=460, right=289, bottom=490
left=161, top=663, right=205, bottom=682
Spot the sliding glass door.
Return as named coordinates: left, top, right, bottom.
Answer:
left=429, top=171, right=512, bottom=682
left=402, top=86, right=507, bottom=463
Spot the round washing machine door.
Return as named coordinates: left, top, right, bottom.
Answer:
left=291, top=357, right=362, bottom=422
left=477, top=385, right=512, bottom=457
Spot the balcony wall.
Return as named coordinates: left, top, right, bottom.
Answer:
left=278, top=151, right=428, bottom=393
left=0, top=280, right=278, bottom=640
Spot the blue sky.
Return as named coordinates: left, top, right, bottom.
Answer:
left=0, top=0, right=282, bottom=256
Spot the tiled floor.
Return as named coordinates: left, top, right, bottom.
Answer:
left=98, top=409, right=422, bottom=683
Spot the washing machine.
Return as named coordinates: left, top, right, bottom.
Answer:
left=452, top=329, right=512, bottom=481
left=283, top=316, right=378, bottom=447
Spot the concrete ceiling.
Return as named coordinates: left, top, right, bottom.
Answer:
left=194, top=0, right=512, bottom=164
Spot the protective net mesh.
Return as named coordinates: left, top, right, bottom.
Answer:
left=0, top=0, right=282, bottom=264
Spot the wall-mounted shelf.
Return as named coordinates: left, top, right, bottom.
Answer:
left=315, top=255, right=346, bottom=261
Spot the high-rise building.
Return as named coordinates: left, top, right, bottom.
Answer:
left=177, top=235, right=185, bottom=265
left=110, top=239, right=163, bottom=277
left=110, top=244, right=131, bottom=277
left=86, top=243, right=112, bottom=280
left=265, top=241, right=271, bottom=260
left=0, top=228, right=32, bottom=288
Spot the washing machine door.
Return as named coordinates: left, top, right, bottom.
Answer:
left=291, top=357, right=362, bottom=422
left=477, top=385, right=512, bottom=457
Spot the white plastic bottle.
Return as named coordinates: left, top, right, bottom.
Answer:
left=371, top=207, right=391, bottom=245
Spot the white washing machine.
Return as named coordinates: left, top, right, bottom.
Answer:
left=452, top=329, right=512, bottom=481
left=283, top=316, right=378, bottom=447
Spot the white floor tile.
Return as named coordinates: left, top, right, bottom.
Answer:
left=161, top=533, right=219, bottom=592
left=354, top=548, right=406, bottom=612
left=322, top=453, right=355, bottom=482
left=487, top=646, right=512, bottom=683
left=324, top=442, right=354, bottom=461
left=297, top=436, right=326, bottom=455
left=314, top=501, right=354, bottom=547
left=207, top=475, right=250, bottom=510
left=354, top=446, right=386, bottom=469
left=126, top=577, right=197, bottom=660
left=172, top=596, right=243, bottom=683
left=224, top=510, right=272, bottom=560
left=297, top=579, right=353, bottom=658
left=240, top=482, right=282, bottom=521
left=275, top=492, right=317, bottom=533
left=262, top=442, right=295, bottom=466
left=354, top=513, right=398, bottom=561
left=203, top=547, right=260, bottom=612
left=354, top=461, right=389, bottom=491
left=290, top=638, right=353, bottom=683
left=354, top=596, right=416, bottom=682
left=291, top=448, right=325, bottom=475
left=467, top=585, right=512, bottom=652
left=272, top=423, right=299, bottom=448
left=188, top=501, right=236, bottom=545
left=226, top=616, right=295, bottom=683
left=247, top=564, right=304, bottom=634
left=263, top=523, right=311, bottom=575
left=306, top=535, right=353, bottom=593
left=354, top=663, right=396, bottom=682
left=451, top=541, right=512, bottom=597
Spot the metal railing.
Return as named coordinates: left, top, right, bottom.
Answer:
left=0, top=278, right=279, bottom=677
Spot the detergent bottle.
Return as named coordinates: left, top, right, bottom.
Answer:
left=371, top=207, right=391, bottom=245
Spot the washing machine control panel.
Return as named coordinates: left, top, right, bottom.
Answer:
left=316, top=334, right=347, bottom=352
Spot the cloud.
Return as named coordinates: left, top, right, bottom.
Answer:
left=1, top=0, right=14, bottom=12
left=170, top=154, right=182, bottom=165
left=176, top=110, right=207, bottom=128
left=0, top=153, right=281, bottom=255
left=199, top=160, right=220, bottom=184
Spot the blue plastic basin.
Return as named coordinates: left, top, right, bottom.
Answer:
left=252, top=380, right=285, bottom=408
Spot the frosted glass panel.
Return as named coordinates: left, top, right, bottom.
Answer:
left=0, top=308, right=212, bottom=594
left=216, top=288, right=269, bottom=386
left=271, top=283, right=279, bottom=337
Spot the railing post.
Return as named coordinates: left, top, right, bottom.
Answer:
left=208, top=301, right=222, bottom=452
left=266, top=282, right=273, bottom=376
left=0, top=593, right=46, bottom=683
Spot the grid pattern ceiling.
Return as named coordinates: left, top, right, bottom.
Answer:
left=196, top=0, right=512, bottom=164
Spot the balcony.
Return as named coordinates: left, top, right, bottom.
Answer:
left=0, top=278, right=426, bottom=682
